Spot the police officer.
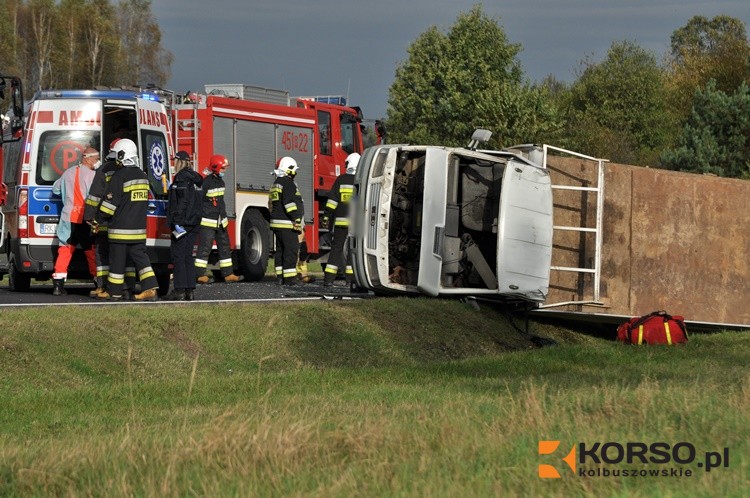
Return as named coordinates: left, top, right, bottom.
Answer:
left=166, top=151, right=203, bottom=300
left=321, top=152, right=359, bottom=286
left=194, top=154, right=241, bottom=284
left=270, top=157, right=304, bottom=285
left=95, top=139, right=159, bottom=301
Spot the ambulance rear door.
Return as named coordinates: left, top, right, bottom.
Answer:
left=28, top=98, right=102, bottom=244
left=135, top=96, right=173, bottom=251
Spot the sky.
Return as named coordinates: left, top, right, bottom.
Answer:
left=151, top=1, right=750, bottom=121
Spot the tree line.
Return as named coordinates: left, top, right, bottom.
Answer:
left=0, top=0, right=172, bottom=92
left=386, top=7, right=750, bottom=178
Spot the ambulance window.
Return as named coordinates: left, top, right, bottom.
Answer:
left=318, top=111, right=332, bottom=156
left=35, top=130, right=99, bottom=185
left=340, top=112, right=360, bottom=155
left=140, top=130, right=169, bottom=198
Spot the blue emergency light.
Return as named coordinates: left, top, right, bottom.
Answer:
left=35, top=89, right=161, bottom=101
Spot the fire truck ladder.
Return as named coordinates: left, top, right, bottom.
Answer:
left=172, top=99, right=201, bottom=162
left=539, top=144, right=607, bottom=309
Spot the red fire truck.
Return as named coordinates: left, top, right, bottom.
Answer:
left=170, top=84, right=364, bottom=281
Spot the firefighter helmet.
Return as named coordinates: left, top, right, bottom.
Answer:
left=105, top=138, right=121, bottom=160
left=277, top=156, right=298, bottom=177
left=112, top=138, right=138, bottom=167
left=208, top=154, right=229, bottom=173
left=345, top=152, right=360, bottom=175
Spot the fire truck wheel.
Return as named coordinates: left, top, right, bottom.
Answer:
left=8, top=255, right=31, bottom=292
left=239, top=209, right=270, bottom=282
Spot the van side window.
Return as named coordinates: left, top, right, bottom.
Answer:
left=34, top=130, right=99, bottom=185
left=140, top=130, right=170, bottom=198
left=318, top=110, right=332, bottom=156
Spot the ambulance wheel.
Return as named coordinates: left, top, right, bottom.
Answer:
left=8, top=255, right=31, bottom=292
left=239, top=209, right=270, bottom=281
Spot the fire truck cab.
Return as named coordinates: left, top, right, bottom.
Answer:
left=0, top=88, right=174, bottom=292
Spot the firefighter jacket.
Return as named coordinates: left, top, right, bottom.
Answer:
left=200, top=173, right=229, bottom=229
left=98, top=165, right=150, bottom=243
left=52, top=163, right=95, bottom=242
left=84, top=159, right=119, bottom=230
left=324, top=172, right=355, bottom=227
left=270, top=175, right=304, bottom=230
left=168, top=168, right=203, bottom=228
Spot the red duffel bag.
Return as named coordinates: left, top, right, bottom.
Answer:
left=617, top=310, right=688, bottom=345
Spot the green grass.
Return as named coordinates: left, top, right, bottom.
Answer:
left=0, top=299, right=747, bottom=497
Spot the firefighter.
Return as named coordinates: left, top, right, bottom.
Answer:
left=269, top=166, right=313, bottom=284
left=51, top=147, right=100, bottom=295
left=194, top=154, right=241, bottom=284
left=166, top=151, right=203, bottom=300
left=95, top=139, right=159, bottom=301
left=84, top=138, right=137, bottom=298
left=321, top=152, right=359, bottom=286
left=270, top=156, right=304, bottom=285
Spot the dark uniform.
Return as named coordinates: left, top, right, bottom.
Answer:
left=194, top=172, right=234, bottom=280
left=167, top=167, right=203, bottom=296
left=84, top=159, right=136, bottom=295
left=97, top=165, right=157, bottom=298
left=323, top=172, right=355, bottom=284
left=270, top=175, right=304, bottom=284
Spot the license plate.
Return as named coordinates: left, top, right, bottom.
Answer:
left=39, top=223, right=57, bottom=235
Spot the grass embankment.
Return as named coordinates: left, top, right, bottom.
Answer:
left=0, top=299, right=747, bottom=497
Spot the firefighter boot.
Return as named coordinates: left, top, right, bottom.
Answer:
left=52, top=278, right=67, bottom=296
left=196, top=275, right=210, bottom=284
left=96, top=291, right=122, bottom=301
left=89, top=277, right=105, bottom=298
left=134, top=288, right=159, bottom=301
left=224, top=274, right=241, bottom=283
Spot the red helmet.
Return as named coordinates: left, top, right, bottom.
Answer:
left=208, top=154, right=229, bottom=173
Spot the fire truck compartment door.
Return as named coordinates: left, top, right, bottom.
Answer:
left=496, top=160, right=553, bottom=302
left=417, top=148, right=450, bottom=297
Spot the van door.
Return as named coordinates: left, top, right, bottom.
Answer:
left=416, top=147, right=449, bottom=296
left=495, top=160, right=553, bottom=302
left=135, top=97, right=172, bottom=249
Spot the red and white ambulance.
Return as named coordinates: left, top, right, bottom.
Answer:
left=0, top=89, right=174, bottom=291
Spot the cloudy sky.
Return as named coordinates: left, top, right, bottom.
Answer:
left=151, top=1, right=750, bottom=120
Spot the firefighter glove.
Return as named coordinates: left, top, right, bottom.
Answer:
left=321, top=214, right=330, bottom=230
left=293, top=219, right=302, bottom=233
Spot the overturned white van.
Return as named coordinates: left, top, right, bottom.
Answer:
left=349, top=138, right=554, bottom=304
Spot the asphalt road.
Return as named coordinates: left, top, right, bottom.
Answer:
left=0, top=276, right=370, bottom=307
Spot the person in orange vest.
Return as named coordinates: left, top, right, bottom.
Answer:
left=51, top=147, right=100, bottom=295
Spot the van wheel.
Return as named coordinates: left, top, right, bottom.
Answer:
left=8, top=255, right=31, bottom=292
left=239, top=209, right=270, bottom=282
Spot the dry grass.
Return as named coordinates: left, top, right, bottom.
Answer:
left=0, top=301, right=747, bottom=497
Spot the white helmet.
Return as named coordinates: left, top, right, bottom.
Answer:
left=345, top=152, right=360, bottom=175
left=112, top=138, right=139, bottom=167
left=277, top=156, right=298, bottom=177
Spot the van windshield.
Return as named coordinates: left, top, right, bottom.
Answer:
left=35, top=130, right=100, bottom=185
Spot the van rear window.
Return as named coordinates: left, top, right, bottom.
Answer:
left=35, top=130, right=100, bottom=185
